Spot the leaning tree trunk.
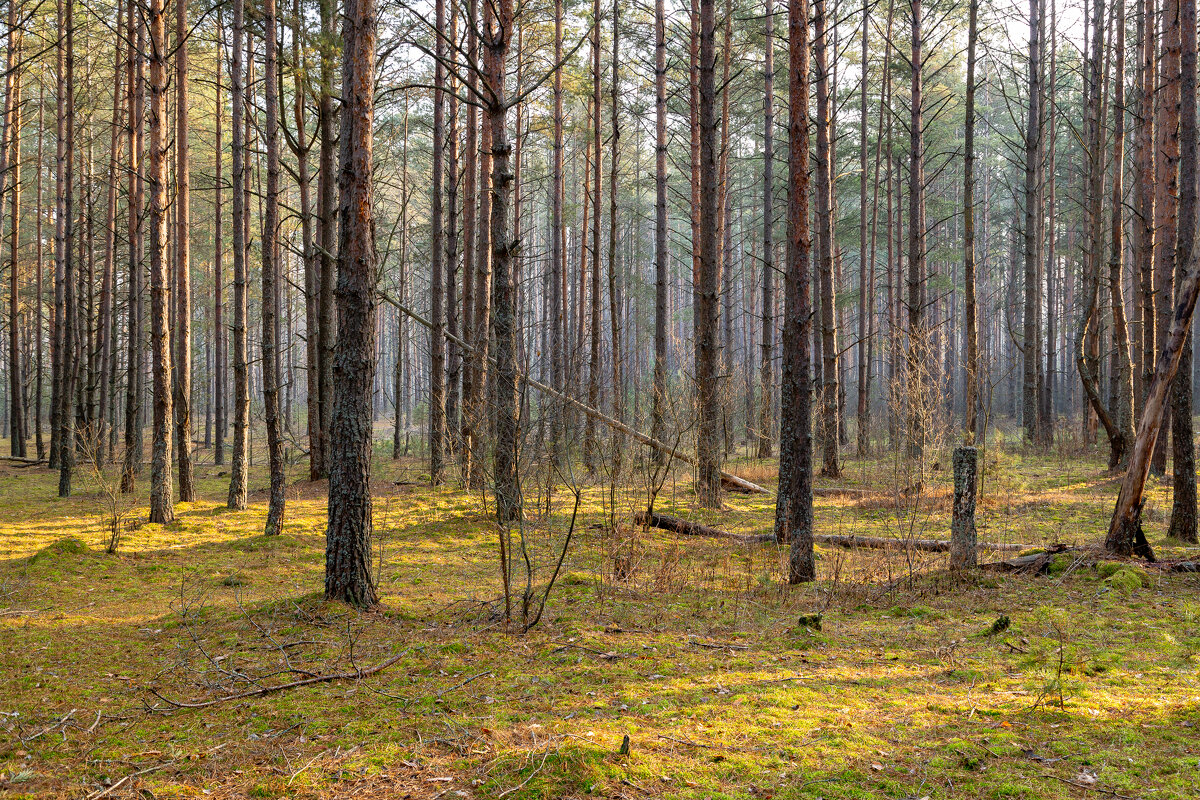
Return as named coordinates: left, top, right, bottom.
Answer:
left=325, top=0, right=380, bottom=609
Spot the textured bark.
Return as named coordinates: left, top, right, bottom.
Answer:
left=583, top=0, right=602, bottom=476
left=228, top=0, right=249, bottom=511
left=963, top=0, right=979, bottom=442
left=757, top=0, right=774, bottom=459
left=147, top=0, right=173, bottom=520
left=1108, top=0, right=1135, bottom=467
left=608, top=0, right=624, bottom=472
left=1106, top=227, right=1200, bottom=559
left=56, top=0, right=76, bottom=497
left=429, top=0, right=446, bottom=485
left=1, top=4, right=22, bottom=458
left=484, top=0, right=518, bottom=527
left=1169, top=0, right=1198, bottom=543
left=949, top=447, right=978, bottom=570
left=855, top=0, right=871, bottom=456
left=905, top=0, right=925, bottom=459
left=1022, top=0, right=1043, bottom=446
left=213, top=39, right=224, bottom=466
left=551, top=0, right=567, bottom=460
left=173, top=0, right=194, bottom=501
left=1153, top=0, right=1181, bottom=476
left=1132, top=0, right=1156, bottom=422
left=1076, top=0, right=1126, bottom=468
left=325, top=0, right=379, bottom=609
left=695, top=0, right=722, bottom=507
left=444, top=3, right=460, bottom=450
left=33, top=78, right=44, bottom=462
left=316, top=0, right=337, bottom=479
left=814, top=0, right=839, bottom=478
left=120, top=9, right=144, bottom=492
left=778, top=0, right=814, bottom=583
left=652, top=0, right=669, bottom=463
left=261, top=0, right=286, bottom=535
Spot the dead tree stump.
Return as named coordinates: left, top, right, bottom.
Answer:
left=950, top=446, right=978, bottom=570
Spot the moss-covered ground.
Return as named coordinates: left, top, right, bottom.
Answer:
left=2, top=436, right=1199, bottom=799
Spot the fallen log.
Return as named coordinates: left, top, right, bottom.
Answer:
left=633, top=511, right=772, bottom=542
left=379, top=290, right=770, bottom=496
left=813, top=534, right=1024, bottom=553
left=633, top=511, right=1028, bottom=553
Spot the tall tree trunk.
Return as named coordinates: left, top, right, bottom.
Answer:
left=583, top=0, right=602, bottom=476
left=963, top=0, right=979, bottom=441
left=121, top=10, right=144, bottom=491
left=779, top=0, right=814, bottom=582
left=1169, top=0, right=1199, bottom=542
left=1133, top=0, right=1156, bottom=422
left=549, top=0, right=566, bottom=462
left=429, top=0, right=446, bottom=484
left=173, top=0, right=194, bottom=501
left=2, top=3, right=22, bottom=458
left=757, top=0, right=775, bottom=459
left=1022, top=0, right=1043, bottom=446
left=905, top=0, right=925, bottom=459
left=213, top=31, right=225, bottom=466
left=695, top=0, right=722, bottom=506
left=1109, top=0, right=1135, bottom=465
left=855, top=0, right=871, bottom=456
left=316, top=0, right=337, bottom=478
left=261, top=0, right=286, bottom=534
left=228, top=0, right=249, bottom=510
left=147, top=0, right=173, bottom=519
left=814, top=0, right=840, bottom=477
left=325, top=0, right=379, bottom=609
left=1153, top=0, right=1181, bottom=475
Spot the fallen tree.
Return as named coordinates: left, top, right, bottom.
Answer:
left=633, top=511, right=1027, bottom=552
left=379, top=291, right=770, bottom=496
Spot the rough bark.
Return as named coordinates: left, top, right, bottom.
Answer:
left=228, top=0, right=249, bottom=511
left=1169, top=0, right=1198, bottom=543
left=778, top=0, right=814, bottom=582
left=652, top=0, right=669, bottom=462
left=429, top=0, right=446, bottom=485
left=325, top=0, right=380, bottom=609
left=261, top=0, right=286, bottom=535
left=757, top=0, right=775, bottom=459
left=963, top=0, right=979, bottom=442
left=814, top=0, right=840, bottom=478
left=147, top=0, right=173, bottom=520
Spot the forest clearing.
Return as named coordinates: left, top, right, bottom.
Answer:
left=2, top=439, right=1199, bottom=799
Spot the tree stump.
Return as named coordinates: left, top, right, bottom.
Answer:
left=950, top=446, right=978, bottom=570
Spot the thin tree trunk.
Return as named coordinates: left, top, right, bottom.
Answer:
left=963, top=0, right=979, bottom=442
left=228, top=0, right=249, bottom=510
left=757, top=0, right=775, bottom=459
left=429, top=0, right=446, bottom=484
left=173, top=0, right=194, bottom=501
left=1, top=4, right=22, bottom=458
left=120, top=10, right=144, bottom=491
left=261, top=0, right=286, bottom=534
left=814, top=0, right=840, bottom=477
left=213, top=32, right=225, bottom=466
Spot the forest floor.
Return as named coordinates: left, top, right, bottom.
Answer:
left=2, top=434, right=1200, bottom=799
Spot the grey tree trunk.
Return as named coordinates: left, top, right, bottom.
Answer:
left=228, top=0, right=249, bottom=511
